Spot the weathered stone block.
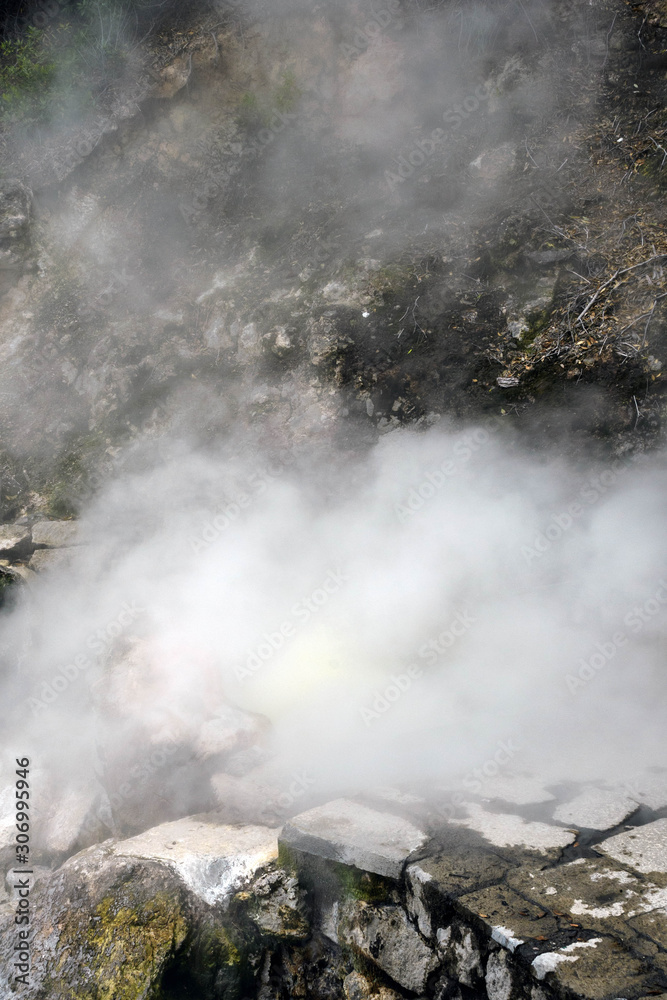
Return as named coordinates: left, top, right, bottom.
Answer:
left=339, top=900, right=439, bottom=993
left=113, top=817, right=279, bottom=907
left=280, top=799, right=427, bottom=879
left=31, top=520, right=80, bottom=547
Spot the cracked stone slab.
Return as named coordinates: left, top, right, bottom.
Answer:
left=552, top=786, right=638, bottom=830
left=113, top=816, right=278, bottom=906
left=279, top=799, right=427, bottom=879
left=507, top=856, right=667, bottom=949
left=597, top=819, right=667, bottom=876
left=339, top=900, right=439, bottom=993
left=457, top=884, right=560, bottom=949
left=529, top=934, right=655, bottom=999
left=418, top=844, right=514, bottom=898
left=450, top=803, right=575, bottom=858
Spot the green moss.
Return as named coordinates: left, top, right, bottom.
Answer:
left=277, top=842, right=300, bottom=873
left=0, top=27, right=57, bottom=126
left=334, top=864, right=394, bottom=905
left=519, top=307, right=550, bottom=349
left=196, top=924, right=241, bottom=972
left=181, top=921, right=247, bottom=1000
left=49, top=890, right=187, bottom=1000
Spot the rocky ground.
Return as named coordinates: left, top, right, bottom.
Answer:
left=0, top=0, right=665, bottom=519
left=1, top=774, right=667, bottom=999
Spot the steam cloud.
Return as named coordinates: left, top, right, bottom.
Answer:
left=1, top=423, right=666, bottom=808
left=0, top=0, right=664, bottom=828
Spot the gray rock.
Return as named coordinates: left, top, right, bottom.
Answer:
left=31, top=520, right=80, bottom=547
left=0, top=179, right=32, bottom=289
left=210, top=771, right=283, bottom=826
left=597, top=818, right=667, bottom=875
left=406, top=862, right=435, bottom=938
left=280, top=798, right=428, bottom=879
left=0, top=842, right=191, bottom=1000
left=28, top=548, right=75, bottom=573
left=408, top=836, right=515, bottom=905
left=194, top=706, right=268, bottom=762
left=552, top=786, right=638, bottom=830
left=239, top=867, right=309, bottom=940
left=339, top=900, right=439, bottom=993
left=439, top=922, right=484, bottom=988
left=525, top=249, right=573, bottom=266
left=461, top=882, right=561, bottom=946
left=0, top=524, right=31, bottom=557
left=507, top=855, right=667, bottom=950
left=343, top=970, right=404, bottom=1000
left=486, top=949, right=521, bottom=1000
left=529, top=935, right=652, bottom=997
left=34, top=777, right=111, bottom=860
left=112, top=816, right=279, bottom=907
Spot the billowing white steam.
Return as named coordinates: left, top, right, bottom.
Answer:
left=2, top=420, right=666, bottom=804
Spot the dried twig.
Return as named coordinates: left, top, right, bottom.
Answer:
left=575, top=254, right=667, bottom=327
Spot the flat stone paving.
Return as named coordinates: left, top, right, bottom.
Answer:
left=598, top=818, right=667, bottom=875
left=280, top=785, right=667, bottom=1000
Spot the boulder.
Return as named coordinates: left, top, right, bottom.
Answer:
left=31, top=520, right=80, bottom=547
left=0, top=817, right=284, bottom=1000
left=112, top=816, right=279, bottom=907
left=0, top=524, right=31, bottom=558
left=339, top=899, right=440, bottom=993
left=28, top=548, right=75, bottom=573
left=280, top=799, right=428, bottom=879
left=0, top=842, right=190, bottom=1000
